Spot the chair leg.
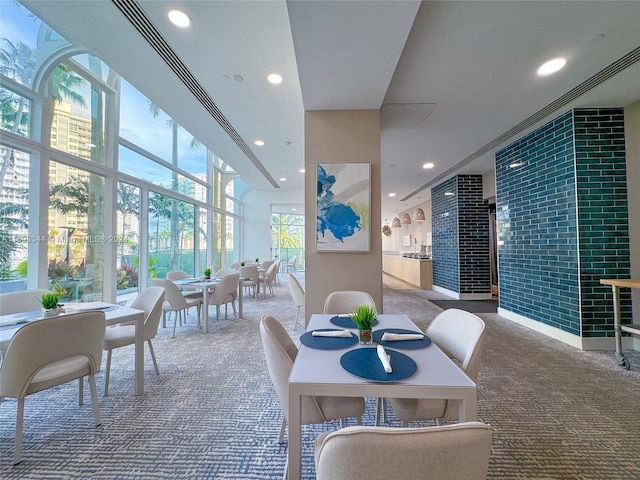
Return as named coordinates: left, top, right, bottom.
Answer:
left=104, top=349, right=112, bottom=397
left=231, top=300, right=237, bottom=319
left=356, top=415, right=362, bottom=426
left=216, top=305, right=221, bottom=321
left=340, top=418, right=345, bottom=428
left=148, top=339, right=160, bottom=375
left=88, top=374, right=102, bottom=426
left=78, top=377, right=84, bottom=406
left=162, top=310, right=167, bottom=329
left=172, top=310, right=179, bottom=338
left=13, top=398, right=24, bottom=464
left=278, top=417, right=286, bottom=444
left=291, top=307, right=301, bottom=333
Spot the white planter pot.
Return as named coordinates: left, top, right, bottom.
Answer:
left=42, top=307, right=63, bottom=318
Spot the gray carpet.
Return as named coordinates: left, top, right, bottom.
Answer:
left=429, top=299, right=498, bottom=313
left=1, top=273, right=639, bottom=479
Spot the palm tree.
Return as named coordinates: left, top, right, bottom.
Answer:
left=149, top=192, right=172, bottom=254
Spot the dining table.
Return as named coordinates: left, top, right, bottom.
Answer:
left=0, top=302, right=145, bottom=395
left=287, top=313, right=478, bottom=480
left=172, top=277, right=244, bottom=333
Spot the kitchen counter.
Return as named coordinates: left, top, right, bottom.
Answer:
left=383, top=254, right=433, bottom=289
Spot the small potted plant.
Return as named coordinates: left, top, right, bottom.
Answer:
left=204, top=267, right=212, bottom=280
left=255, top=257, right=259, bottom=264
left=240, top=261, right=246, bottom=267
left=351, top=304, right=376, bottom=344
left=41, top=292, right=63, bottom=318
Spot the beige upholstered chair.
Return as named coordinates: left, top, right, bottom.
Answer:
left=239, top=265, right=259, bottom=298
left=208, top=272, right=240, bottom=321
left=323, top=290, right=376, bottom=314
left=259, top=259, right=274, bottom=272
left=152, top=278, right=202, bottom=337
left=230, top=261, right=242, bottom=269
left=257, top=262, right=278, bottom=298
left=259, top=315, right=365, bottom=450
left=0, top=289, right=50, bottom=315
left=315, top=422, right=492, bottom=480
left=103, top=286, right=165, bottom=396
left=389, top=309, right=486, bottom=426
left=0, top=311, right=106, bottom=464
left=215, top=268, right=237, bottom=279
left=273, top=258, right=282, bottom=284
left=166, top=270, right=201, bottom=300
left=286, top=255, right=297, bottom=273
left=287, top=273, right=305, bottom=332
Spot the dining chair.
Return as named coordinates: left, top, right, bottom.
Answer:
left=239, top=265, right=259, bottom=298
left=273, top=258, right=282, bottom=284
left=0, top=289, right=50, bottom=315
left=388, top=308, right=486, bottom=426
left=82, top=292, right=103, bottom=302
left=322, top=290, right=376, bottom=314
left=208, top=272, right=240, bottom=321
left=314, top=422, right=492, bottom=480
left=151, top=279, right=202, bottom=337
left=259, top=259, right=274, bottom=272
left=257, top=262, right=278, bottom=298
left=166, top=270, right=202, bottom=300
left=215, top=268, right=237, bottom=278
left=259, top=314, right=365, bottom=477
left=230, top=261, right=242, bottom=269
left=287, top=273, right=305, bottom=332
left=103, top=286, right=165, bottom=396
left=286, top=255, right=297, bottom=273
left=0, top=311, right=106, bottom=464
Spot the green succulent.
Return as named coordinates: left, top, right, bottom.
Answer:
left=204, top=268, right=212, bottom=277
left=351, top=304, right=376, bottom=331
left=41, top=292, right=60, bottom=310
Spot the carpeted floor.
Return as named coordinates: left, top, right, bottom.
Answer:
left=428, top=299, right=498, bottom=313
left=1, top=273, right=639, bottom=478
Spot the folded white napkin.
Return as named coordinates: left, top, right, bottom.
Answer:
left=312, top=330, right=352, bottom=337
left=0, top=315, right=27, bottom=327
left=337, top=314, right=353, bottom=318
left=381, top=332, right=424, bottom=341
left=377, top=344, right=392, bottom=373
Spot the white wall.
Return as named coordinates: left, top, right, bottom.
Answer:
left=384, top=199, right=432, bottom=254
left=625, top=100, right=640, bottom=326
left=242, top=187, right=304, bottom=263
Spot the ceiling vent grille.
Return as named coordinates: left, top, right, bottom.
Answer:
left=111, top=0, right=279, bottom=188
left=402, top=45, right=640, bottom=202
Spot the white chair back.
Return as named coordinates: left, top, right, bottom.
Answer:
left=315, top=422, right=492, bottom=480
left=166, top=270, right=189, bottom=281
left=239, top=265, right=259, bottom=281
left=259, top=315, right=325, bottom=424
left=229, top=261, right=242, bottom=269
left=210, top=273, right=240, bottom=305
left=288, top=273, right=305, bottom=307
left=260, top=259, right=274, bottom=270
left=152, top=278, right=188, bottom=311
left=131, top=286, right=165, bottom=341
left=323, top=290, right=376, bottom=314
left=0, top=289, right=50, bottom=315
left=215, top=268, right=237, bottom=278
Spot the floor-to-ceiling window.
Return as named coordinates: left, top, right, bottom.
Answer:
left=0, top=2, right=246, bottom=297
left=271, top=211, right=305, bottom=270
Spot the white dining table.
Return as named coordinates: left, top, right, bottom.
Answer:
left=172, top=278, right=244, bottom=333
left=0, top=302, right=145, bottom=395
left=287, top=313, right=478, bottom=480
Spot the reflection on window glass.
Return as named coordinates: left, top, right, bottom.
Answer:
left=0, top=87, right=31, bottom=137
left=48, top=161, right=106, bottom=301
left=0, top=146, right=30, bottom=285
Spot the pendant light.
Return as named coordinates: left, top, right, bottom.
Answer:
left=413, top=208, right=425, bottom=222
left=391, top=217, right=401, bottom=228
left=402, top=213, right=412, bottom=225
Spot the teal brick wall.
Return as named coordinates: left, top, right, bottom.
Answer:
left=495, top=108, right=630, bottom=338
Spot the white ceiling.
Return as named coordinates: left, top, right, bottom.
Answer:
left=20, top=0, right=640, bottom=223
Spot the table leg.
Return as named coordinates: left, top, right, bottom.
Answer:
left=287, top=388, right=302, bottom=480
left=457, top=392, right=477, bottom=422
left=238, top=282, right=244, bottom=319
left=135, top=312, right=144, bottom=395
left=612, top=285, right=624, bottom=358
left=203, top=287, right=210, bottom=334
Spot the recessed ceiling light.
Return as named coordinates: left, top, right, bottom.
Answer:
left=537, top=57, right=567, bottom=76
left=232, top=74, right=244, bottom=82
left=388, top=193, right=396, bottom=197
left=423, top=162, right=434, bottom=169
left=588, top=33, right=605, bottom=44
left=168, top=9, right=190, bottom=28
left=291, top=208, right=297, bottom=211
left=267, top=73, right=283, bottom=84
left=299, top=168, right=305, bottom=173
left=254, top=139, right=264, bottom=146
left=279, top=177, right=287, bottom=182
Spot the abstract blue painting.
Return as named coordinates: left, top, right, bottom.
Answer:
left=316, top=162, right=370, bottom=252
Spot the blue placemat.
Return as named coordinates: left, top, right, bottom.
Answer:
left=372, top=328, right=432, bottom=350
left=330, top=316, right=379, bottom=329
left=300, top=329, right=358, bottom=350
left=340, top=347, right=417, bottom=382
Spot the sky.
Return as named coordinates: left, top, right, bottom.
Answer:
left=2, top=1, right=210, bottom=183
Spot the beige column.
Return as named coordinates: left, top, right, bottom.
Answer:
left=304, top=110, right=383, bottom=324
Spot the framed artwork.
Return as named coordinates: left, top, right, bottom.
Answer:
left=402, top=235, right=411, bottom=247
left=316, top=162, right=370, bottom=252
